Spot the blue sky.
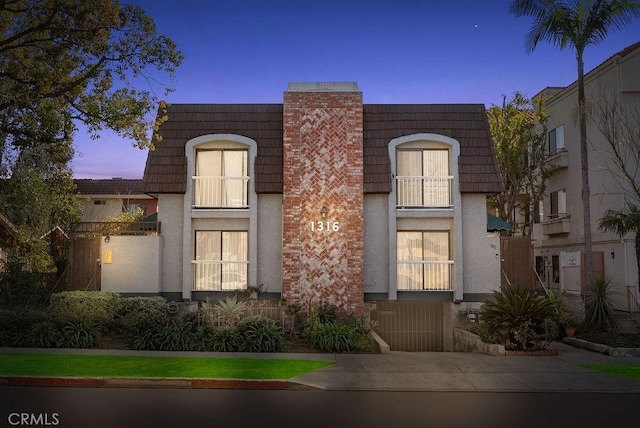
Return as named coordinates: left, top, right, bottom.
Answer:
left=71, top=0, right=640, bottom=179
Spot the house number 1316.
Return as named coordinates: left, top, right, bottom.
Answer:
left=310, top=221, right=340, bottom=232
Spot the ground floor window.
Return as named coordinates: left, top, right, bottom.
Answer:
left=397, top=231, right=452, bottom=290
left=192, top=231, right=248, bottom=290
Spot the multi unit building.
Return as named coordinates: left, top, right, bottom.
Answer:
left=532, top=41, right=640, bottom=308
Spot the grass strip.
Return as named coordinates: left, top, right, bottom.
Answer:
left=0, top=353, right=334, bottom=380
left=581, top=364, right=640, bottom=380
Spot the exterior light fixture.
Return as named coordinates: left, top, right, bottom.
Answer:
left=104, top=235, right=110, bottom=243
left=320, top=206, right=329, bottom=219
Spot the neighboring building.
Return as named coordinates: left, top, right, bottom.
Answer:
left=134, top=82, right=503, bottom=350
left=74, top=178, right=158, bottom=221
left=532, top=41, right=640, bottom=308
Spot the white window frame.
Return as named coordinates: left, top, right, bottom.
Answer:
left=549, top=189, right=567, bottom=219
left=548, top=125, right=565, bottom=155
left=193, top=149, right=249, bottom=209
left=192, top=230, right=248, bottom=291
left=396, top=231, right=453, bottom=291
left=396, top=149, right=452, bottom=208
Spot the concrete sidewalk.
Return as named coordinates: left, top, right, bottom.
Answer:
left=2, top=342, right=640, bottom=392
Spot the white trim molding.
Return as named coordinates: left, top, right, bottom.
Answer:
left=182, top=134, right=258, bottom=299
left=388, top=133, right=464, bottom=301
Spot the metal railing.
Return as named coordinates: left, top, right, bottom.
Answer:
left=71, top=221, right=160, bottom=236
left=397, top=261, right=453, bottom=291
left=191, top=260, right=248, bottom=291
left=192, top=176, right=249, bottom=208
left=396, top=176, right=453, bottom=208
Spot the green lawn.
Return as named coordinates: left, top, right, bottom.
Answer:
left=0, top=353, right=334, bottom=379
left=582, top=364, right=640, bottom=380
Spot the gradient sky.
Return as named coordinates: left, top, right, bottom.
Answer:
left=71, top=0, right=640, bottom=179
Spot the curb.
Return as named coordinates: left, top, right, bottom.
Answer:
left=563, top=337, right=640, bottom=357
left=0, top=376, right=321, bottom=390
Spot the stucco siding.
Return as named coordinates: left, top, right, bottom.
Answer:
left=101, top=235, right=161, bottom=293
left=364, top=194, right=389, bottom=293
left=257, top=194, right=283, bottom=293
left=462, top=194, right=501, bottom=294
left=158, top=194, right=183, bottom=293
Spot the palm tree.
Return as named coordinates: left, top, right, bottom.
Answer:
left=599, top=204, right=640, bottom=287
left=509, top=0, right=640, bottom=287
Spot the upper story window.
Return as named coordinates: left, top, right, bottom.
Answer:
left=549, top=189, right=567, bottom=219
left=548, top=125, right=565, bottom=155
left=396, top=149, right=452, bottom=208
left=193, top=149, right=249, bottom=208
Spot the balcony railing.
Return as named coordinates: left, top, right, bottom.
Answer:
left=71, top=221, right=160, bottom=236
left=397, top=260, right=453, bottom=291
left=192, top=176, right=249, bottom=208
left=396, top=176, right=453, bottom=208
left=191, top=260, right=248, bottom=291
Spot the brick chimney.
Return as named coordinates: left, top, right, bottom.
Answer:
left=281, top=82, right=364, bottom=317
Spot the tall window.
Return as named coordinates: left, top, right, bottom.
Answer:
left=192, top=231, right=248, bottom=290
left=548, top=126, right=565, bottom=155
left=194, top=149, right=248, bottom=208
left=396, top=149, right=451, bottom=207
left=550, top=189, right=567, bottom=219
left=397, top=231, right=452, bottom=290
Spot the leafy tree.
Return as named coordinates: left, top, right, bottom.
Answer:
left=487, top=92, right=552, bottom=236
left=599, top=204, right=640, bottom=286
left=509, top=0, right=640, bottom=286
left=0, top=0, right=183, bottom=272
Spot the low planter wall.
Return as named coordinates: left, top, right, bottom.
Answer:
left=563, top=337, right=640, bottom=357
left=453, top=328, right=505, bottom=356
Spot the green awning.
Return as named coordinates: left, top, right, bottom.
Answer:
left=487, top=213, right=511, bottom=232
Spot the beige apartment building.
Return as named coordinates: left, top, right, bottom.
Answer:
left=532, top=41, right=640, bottom=309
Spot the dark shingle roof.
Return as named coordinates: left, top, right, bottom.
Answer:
left=363, top=104, right=502, bottom=193
left=142, top=103, right=503, bottom=195
left=142, top=104, right=283, bottom=194
left=74, top=179, right=146, bottom=196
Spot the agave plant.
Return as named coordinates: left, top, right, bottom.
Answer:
left=479, top=284, right=556, bottom=351
left=213, top=296, right=247, bottom=327
left=583, top=278, right=620, bottom=333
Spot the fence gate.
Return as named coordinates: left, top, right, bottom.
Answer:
left=369, top=301, right=443, bottom=351
left=500, top=236, right=533, bottom=287
left=69, top=236, right=101, bottom=291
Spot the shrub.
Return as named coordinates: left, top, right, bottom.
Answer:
left=236, top=315, right=285, bottom=352
left=58, top=321, right=99, bottom=349
left=310, top=322, right=359, bottom=352
left=49, top=291, right=118, bottom=326
left=208, top=327, right=242, bottom=352
left=131, top=319, right=196, bottom=351
left=0, top=259, right=50, bottom=308
left=18, top=321, right=61, bottom=348
left=477, top=284, right=556, bottom=351
left=583, top=278, right=620, bottom=333
left=114, top=296, right=168, bottom=335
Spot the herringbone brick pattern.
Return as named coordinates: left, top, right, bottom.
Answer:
left=282, top=91, right=364, bottom=316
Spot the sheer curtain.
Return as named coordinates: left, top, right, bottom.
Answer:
left=195, top=151, right=222, bottom=207
left=221, top=231, right=248, bottom=290
left=193, top=231, right=248, bottom=290
left=222, top=151, right=248, bottom=207
left=423, top=150, right=449, bottom=207
left=397, top=232, right=423, bottom=290
left=194, top=231, right=222, bottom=290
left=397, top=151, right=422, bottom=206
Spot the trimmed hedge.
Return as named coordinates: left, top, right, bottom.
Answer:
left=114, top=296, right=169, bottom=335
left=49, top=291, right=119, bottom=326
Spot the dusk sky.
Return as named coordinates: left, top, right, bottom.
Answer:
left=71, top=0, right=640, bottom=179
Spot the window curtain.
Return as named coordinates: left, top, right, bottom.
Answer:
left=397, top=151, right=422, bottom=206
left=423, top=150, right=449, bottom=206
left=222, top=151, right=247, bottom=207
left=194, top=231, right=222, bottom=290
left=397, top=232, right=423, bottom=290
left=221, top=231, right=248, bottom=290
left=194, top=231, right=247, bottom=290
left=195, top=151, right=222, bottom=206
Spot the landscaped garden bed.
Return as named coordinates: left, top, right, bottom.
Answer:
left=0, top=291, right=378, bottom=354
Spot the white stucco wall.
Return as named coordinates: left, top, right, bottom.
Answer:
left=157, top=194, right=184, bottom=293
left=462, top=194, right=501, bottom=296
left=257, top=194, right=283, bottom=293
left=364, top=194, right=389, bottom=293
left=101, top=235, right=161, bottom=293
